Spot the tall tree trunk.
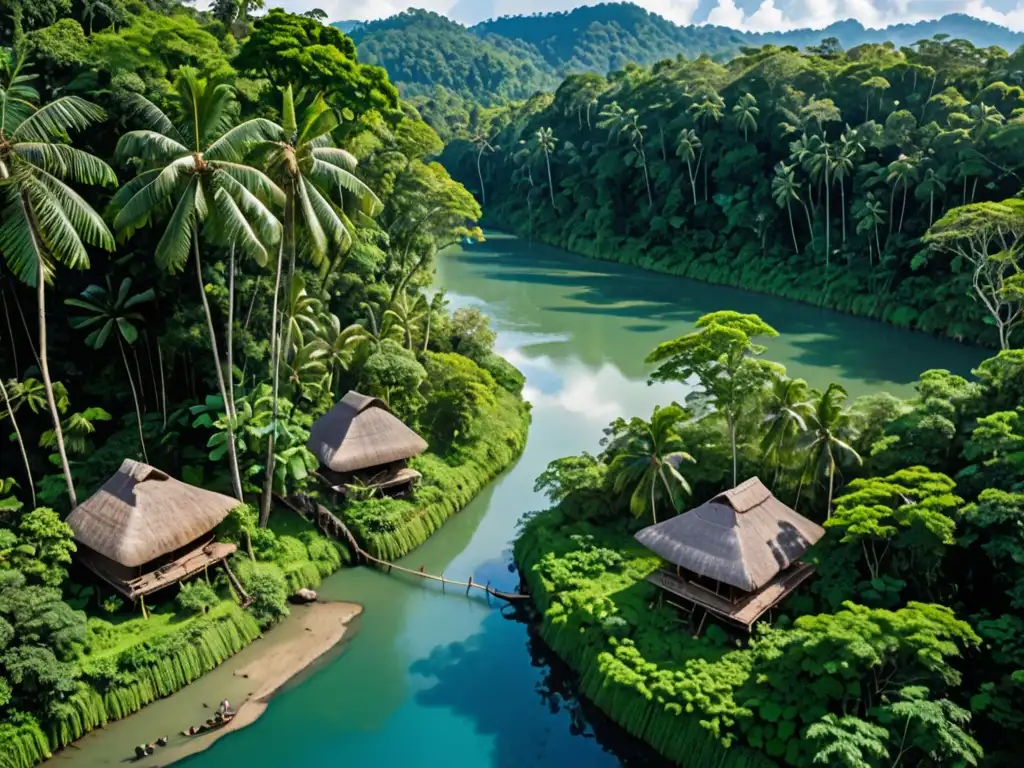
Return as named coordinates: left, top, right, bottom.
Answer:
left=865, top=92, right=870, bottom=121
left=260, top=201, right=290, bottom=528
left=787, top=202, right=799, bottom=253
left=649, top=475, right=658, bottom=524
left=826, top=454, right=836, bottom=519
left=118, top=335, right=149, bottom=463
left=545, top=150, right=555, bottom=207
left=640, top=148, right=653, bottom=208
left=729, top=414, right=737, bottom=486
left=899, top=180, right=909, bottom=233
left=131, top=345, right=147, bottom=412
left=802, top=199, right=816, bottom=251
left=824, top=174, right=831, bottom=269
left=839, top=179, right=847, bottom=244
left=37, top=259, right=76, bottom=508
left=888, top=184, right=896, bottom=240
left=929, top=188, right=934, bottom=225
left=1, top=287, right=18, bottom=376
left=226, top=244, right=236, bottom=417
left=193, top=237, right=243, bottom=501
left=687, top=160, right=697, bottom=206
left=157, top=338, right=167, bottom=430
left=0, top=375, right=35, bottom=508
left=476, top=150, right=486, bottom=207
left=874, top=222, right=883, bottom=266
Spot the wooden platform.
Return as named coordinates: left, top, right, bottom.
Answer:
left=646, top=561, right=816, bottom=631
left=316, top=466, right=421, bottom=497
left=79, top=541, right=237, bottom=600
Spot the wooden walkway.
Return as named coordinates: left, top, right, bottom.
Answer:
left=275, top=494, right=528, bottom=604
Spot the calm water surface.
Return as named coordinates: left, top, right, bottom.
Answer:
left=64, top=233, right=985, bottom=768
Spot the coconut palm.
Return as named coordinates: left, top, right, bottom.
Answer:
left=0, top=52, right=116, bottom=508
left=854, top=193, right=886, bottom=266
left=731, top=92, right=759, bottom=142
left=604, top=404, right=695, bottom=524
left=534, top=127, right=557, bottom=207
left=807, top=136, right=835, bottom=266
left=596, top=102, right=625, bottom=140
left=832, top=144, right=856, bottom=245
left=385, top=292, right=428, bottom=351
left=109, top=66, right=283, bottom=501
left=760, top=374, right=813, bottom=487
left=771, top=162, right=805, bottom=254
left=248, top=85, right=379, bottom=524
left=861, top=76, right=890, bottom=120
left=470, top=131, right=498, bottom=207
left=886, top=155, right=919, bottom=236
left=422, top=289, right=449, bottom=352
left=675, top=128, right=702, bottom=206
left=687, top=92, right=725, bottom=201
left=797, top=383, right=862, bottom=517
left=916, top=167, right=946, bottom=225
left=620, top=111, right=653, bottom=207
left=65, top=278, right=154, bottom=462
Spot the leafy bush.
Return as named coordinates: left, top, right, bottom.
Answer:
left=175, top=581, right=219, bottom=616
left=480, top=352, right=525, bottom=395
left=233, top=559, right=289, bottom=628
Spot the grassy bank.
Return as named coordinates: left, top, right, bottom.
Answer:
left=341, top=389, right=532, bottom=561
left=496, top=222, right=991, bottom=347
left=514, top=507, right=778, bottom=768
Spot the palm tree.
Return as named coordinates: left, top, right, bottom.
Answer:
left=470, top=131, right=498, bottom=207
left=385, top=292, right=428, bottom=351
left=885, top=155, right=918, bottom=237
left=861, top=76, right=890, bottom=120
left=807, top=136, right=834, bottom=265
left=760, top=374, right=812, bottom=487
left=109, top=66, right=283, bottom=502
left=617, top=111, right=653, bottom=207
left=675, top=128, right=702, bottom=206
left=422, top=289, right=448, bottom=352
left=687, top=92, right=725, bottom=201
left=249, top=85, right=379, bottom=525
left=0, top=53, right=116, bottom=508
left=832, top=132, right=860, bottom=245
left=534, top=127, right=557, bottom=208
left=797, top=383, right=861, bottom=517
left=854, top=194, right=885, bottom=266
left=597, top=102, right=625, bottom=140
left=81, top=0, right=114, bottom=35
left=771, top=162, right=804, bottom=254
left=916, top=167, right=946, bottom=226
left=604, top=404, right=695, bottom=524
left=731, top=92, right=759, bottom=142
left=65, top=278, right=154, bottom=462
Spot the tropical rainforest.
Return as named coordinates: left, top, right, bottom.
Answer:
left=442, top=31, right=1024, bottom=346
left=0, top=2, right=528, bottom=765
left=518, top=310, right=1024, bottom=768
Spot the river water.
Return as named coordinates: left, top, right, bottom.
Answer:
left=61, top=232, right=985, bottom=767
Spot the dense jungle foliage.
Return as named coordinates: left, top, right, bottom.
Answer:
left=516, top=310, right=1024, bottom=768
left=442, top=33, right=1024, bottom=347
left=0, top=3, right=527, bottom=763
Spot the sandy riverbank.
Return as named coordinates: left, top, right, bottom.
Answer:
left=154, top=601, right=361, bottom=765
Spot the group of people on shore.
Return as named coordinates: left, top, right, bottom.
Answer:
left=132, top=699, right=235, bottom=760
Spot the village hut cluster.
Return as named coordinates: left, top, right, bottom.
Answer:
left=635, top=477, right=825, bottom=634
left=64, top=391, right=429, bottom=617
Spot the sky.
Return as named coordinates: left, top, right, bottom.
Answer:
left=265, top=0, right=1024, bottom=33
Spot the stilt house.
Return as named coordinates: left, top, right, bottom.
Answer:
left=635, top=477, right=825, bottom=632
left=66, top=459, right=239, bottom=606
left=308, top=391, right=428, bottom=498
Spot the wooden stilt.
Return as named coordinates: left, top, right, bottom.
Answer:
left=140, top=593, right=149, bottom=620
left=695, top=610, right=708, bottom=637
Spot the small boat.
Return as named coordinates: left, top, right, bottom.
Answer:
left=181, top=712, right=235, bottom=737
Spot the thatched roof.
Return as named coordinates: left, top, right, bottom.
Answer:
left=634, top=477, right=825, bottom=592
left=307, top=391, right=428, bottom=473
left=67, top=460, right=239, bottom=568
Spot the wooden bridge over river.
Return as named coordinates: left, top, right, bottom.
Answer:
left=275, top=494, right=529, bottom=604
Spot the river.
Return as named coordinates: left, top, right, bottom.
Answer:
left=59, top=232, right=985, bottom=768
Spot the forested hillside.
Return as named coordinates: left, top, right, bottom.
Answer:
left=344, top=3, right=1024, bottom=137
left=442, top=37, right=1024, bottom=347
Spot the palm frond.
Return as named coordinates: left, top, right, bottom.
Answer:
left=153, top=176, right=198, bottom=273
left=0, top=195, right=51, bottom=286
left=114, top=130, right=189, bottom=167
left=23, top=176, right=91, bottom=270
left=14, top=143, right=117, bottom=186
left=123, top=93, right=183, bottom=144
left=36, top=170, right=115, bottom=251
left=205, top=119, right=283, bottom=163
left=212, top=161, right=285, bottom=206
left=209, top=187, right=270, bottom=268
left=295, top=174, right=328, bottom=258
left=301, top=175, right=351, bottom=261
left=12, top=96, right=105, bottom=142
left=197, top=82, right=237, bottom=147
left=308, top=156, right=382, bottom=215
left=111, top=155, right=195, bottom=236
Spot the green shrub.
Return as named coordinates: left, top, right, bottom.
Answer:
left=175, top=580, right=219, bottom=615
left=480, top=352, right=525, bottom=395
left=233, top=559, right=289, bottom=628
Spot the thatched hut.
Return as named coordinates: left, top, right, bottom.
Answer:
left=308, top=391, right=428, bottom=497
left=635, top=477, right=824, bottom=632
left=66, top=459, right=239, bottom=607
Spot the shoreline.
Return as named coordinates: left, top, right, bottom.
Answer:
left=47, top=601, right=361, bottom=768
left=159, top=601, right=361, bottom=766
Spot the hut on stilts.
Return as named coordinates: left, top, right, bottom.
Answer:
left=308, top=391, right=428, bottom=499
left=635, top=477, right=825, bottom=634
left=66, top=459, right=244, bottom=617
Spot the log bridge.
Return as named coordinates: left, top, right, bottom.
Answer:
left=274, top=494, right=528, bottom=604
